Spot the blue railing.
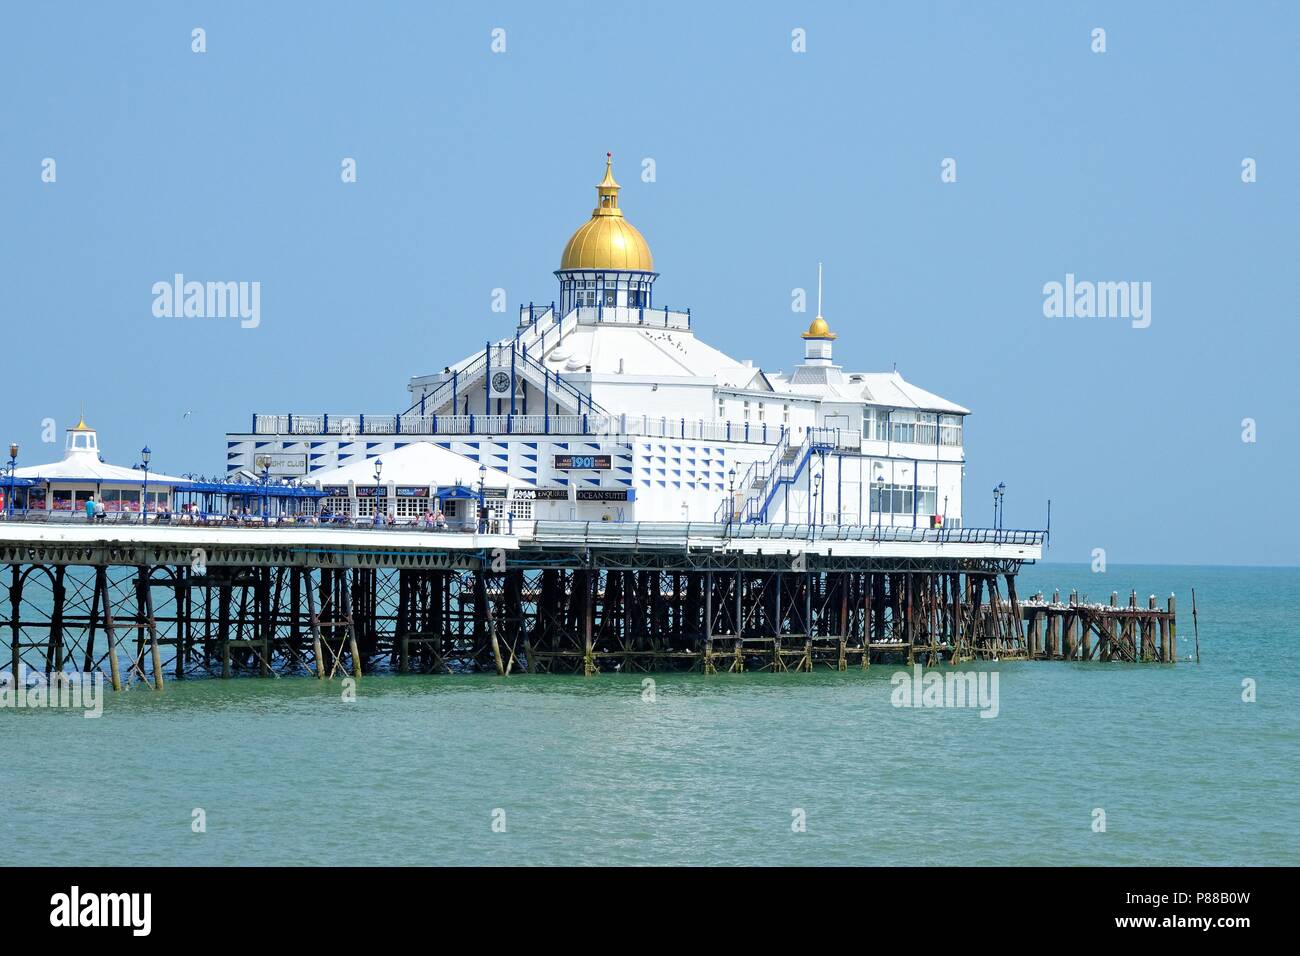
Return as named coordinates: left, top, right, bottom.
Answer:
left=533, top=520, right=1047, bottom=547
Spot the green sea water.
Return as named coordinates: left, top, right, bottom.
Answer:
left=2, top=563, right=1297, bottom=866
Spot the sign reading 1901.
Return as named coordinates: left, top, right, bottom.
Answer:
left=554, top=454, right=611, bottom=470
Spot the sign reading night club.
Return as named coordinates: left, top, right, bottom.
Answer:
left=554, top=454, right=611, bottom=470
left=258, top=453, right=308, bottom=476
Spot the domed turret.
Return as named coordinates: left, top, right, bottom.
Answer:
left=801, top=263, right=836, bottom=365
left=65, top=416, right=100, bottom=458
left=555, top=154, right=658, bottom=315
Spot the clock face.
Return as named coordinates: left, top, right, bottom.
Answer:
left=492, top=371, right=510, bottom=393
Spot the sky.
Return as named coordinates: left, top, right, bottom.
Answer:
left=1, top=1, right=1297, bottom=566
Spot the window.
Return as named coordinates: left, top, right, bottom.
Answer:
left=743, top=401, right=751, bottom=421
left=891, top=411, right=917, bottom=444
left=508, top=497, right=533, bottom=520
left=870, top=483, right=939, bottom=515
left=757, top=403, right=766, bottom=422
left=717, top=398, right=726, bottom=421
left=322, top=495, right=349, bottom=515
left=783, top=404, right=791, bottom=425
left=395, top=495, right=427, bottom=518
left=604, top=289, right=617, bottom=307
left=939, top=415, right=963, bottom=446
left=871, top=408, right=891, bottom=442
left=915, top=412, right=938, bottom=445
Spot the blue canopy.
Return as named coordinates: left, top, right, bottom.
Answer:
left=181, top=481, right=327, bottom=498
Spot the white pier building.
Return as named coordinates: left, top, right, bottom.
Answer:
left=229, top=156, right=969, bottom=528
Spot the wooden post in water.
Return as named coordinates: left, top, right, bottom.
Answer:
left=838, top=575, right=849, bottom=671
left=139, top=567, right=164, bottom=691
left=861, top=572, right=873, bottom=669
left=1167, top=594, right=1177, bottom=662
left=1103, top=592, right=1116, bottom=661
left=703, top=570, right=715, bottom=674
left=306, top=569, right=325, bottom=679
left=9, top=564, right=21, bottom=686
left=582, top=569, right=595, bottom=677
left=1048, top=590, right=1061, bottom=659
left=1154, top=594, right=1167, bottom=662
left=342, top=571, right=362, bottom=679
left=1191, top=589, right=1200, bottom=664
left=98, top=567, right=122, bottom=692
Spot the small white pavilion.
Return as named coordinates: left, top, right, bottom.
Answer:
left=12, top=418, right=189, bottom=514
left=310, top=441, right=523, bottom=527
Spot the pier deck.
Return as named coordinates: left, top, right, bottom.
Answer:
left=0, top=519, right=1175, bottom=687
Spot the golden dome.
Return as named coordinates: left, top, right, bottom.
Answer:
left=560, top=154, right=654, bottom=272
left=802, top=316, right=836, bottom=340
left=70, top=415, right=93, bottom=431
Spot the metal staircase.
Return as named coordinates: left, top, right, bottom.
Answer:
left=402, top=306, right=609, bottom=420
left=715, top=427, right=844, bottom=525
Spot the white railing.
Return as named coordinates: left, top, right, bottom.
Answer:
left=249, top=412, right=798, bottom=444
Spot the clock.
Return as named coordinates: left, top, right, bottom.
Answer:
left=491, top=371, right=511, bottom=395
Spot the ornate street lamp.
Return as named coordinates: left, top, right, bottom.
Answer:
left=875, top=475, right=885, bottom=535
left=727, top=467, right=736, bottom=530
left=257, top=455, right=273, bottom=523
left=478, top=463, right=487, bottom=532
left=140, top=446, right=151, bottom=524
left=5, top=442, right=17, bottom=519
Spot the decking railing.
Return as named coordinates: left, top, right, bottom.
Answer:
left=248, top=411, right=804, bottom=444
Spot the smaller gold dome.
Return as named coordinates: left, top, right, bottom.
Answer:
left=802, top=316, right=836, bottom=340
left=70, top=415, right=93, bottom=431
left=560, top=154, right=654, bottom=272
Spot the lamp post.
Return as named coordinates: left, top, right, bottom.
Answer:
left=374, top=458, right=384, bottom=526
left=256, top=455, right=272, bottom=524
left=4, top=442, right=17, bottom=519
left=812, top=472, right=822, bottom=527
left=993, top=482, right=1006, bottom=531
left=140, top=446, right=151, bottom=524
left=727, top=467, right=736, bottom=530
left=478, top=463, right=487, bottom=532
left=875, top=475, right=885, bottom=535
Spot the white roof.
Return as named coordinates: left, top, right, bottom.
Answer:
left=431, top=316, right=969, bottom=415
left=308, top=441, right=520, bottom=490
left=15, top=446, right=189, bottom=485
left=540, top=324, right=756, bottom=382
left=770, top=369, right=970, bottom=414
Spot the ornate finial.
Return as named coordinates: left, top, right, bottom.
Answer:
left=599, top=152, right=619, bottom=188
left=816, top=261, right=823, bottom=320
left=802, top=263, right=836, bottom=339
left=595, top=153, right=621, bottom=214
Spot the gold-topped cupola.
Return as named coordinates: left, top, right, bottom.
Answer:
left=556, top=154, right=658, bottom=315
left=801, top=263, right=837, bottom=365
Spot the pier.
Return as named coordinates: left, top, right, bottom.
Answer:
left=0, top=518, right=1180, bottom=687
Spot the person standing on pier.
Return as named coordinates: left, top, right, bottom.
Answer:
left=84, top=496, right=96, bottom=521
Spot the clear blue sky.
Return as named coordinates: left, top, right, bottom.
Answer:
left=2, top=2, right=1296, bottom=565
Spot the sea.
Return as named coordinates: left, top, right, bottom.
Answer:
left=2, top=563, right=1296, bottom=866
